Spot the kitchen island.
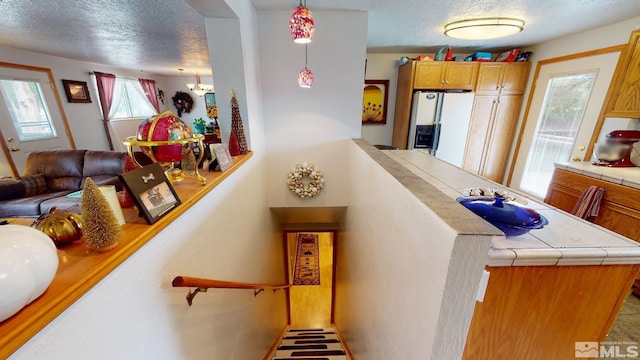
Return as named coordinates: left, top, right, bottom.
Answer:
left=383, top=150, right=640, bottom=360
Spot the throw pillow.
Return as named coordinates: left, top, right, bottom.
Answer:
left=0, top=178, right=26, bottom=201
left=19, top=173, right=47, bottom=197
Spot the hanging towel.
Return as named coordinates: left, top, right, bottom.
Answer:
left=571, top=185, right=606, bottom=219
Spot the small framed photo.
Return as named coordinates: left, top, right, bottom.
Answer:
left=211, top=143, right=233, bottom=171
left=362, top=79, right=389, bottom=125
left=204, top=92, right=217, bottom=108
left=118, top=163, right=181, bottom=224
left=62, top=80, right=92, bottom=103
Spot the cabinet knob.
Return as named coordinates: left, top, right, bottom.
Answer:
left=10, top=146, right=19, bottom=152
left=441, top=80, right=445, bottom=84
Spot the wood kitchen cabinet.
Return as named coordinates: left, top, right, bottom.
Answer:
left=605, top=29, right=640, bottom=118
left=413, top=61, right=479, bottom=90
left=461, top=62, right=530, bottom=183
left=544, top=168, right=640, bottom=242
left=475, top=62, right=530, bottom=95
left=462, top=95, right=524, bottom=183
left=462, top=264, right=640, bottom=360
left=391, top=60, right=529, bottom=160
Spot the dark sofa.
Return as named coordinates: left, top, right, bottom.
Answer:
left=0, top=150, right=127, bottom=218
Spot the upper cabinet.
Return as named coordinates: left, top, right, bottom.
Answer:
left=414, top=61, right=479, bottom=90
left=605, top=29, right=640, bottom=117
left=475, top=62, right=530, bottom=95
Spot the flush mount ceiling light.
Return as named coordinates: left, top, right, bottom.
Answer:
left=289, top=0, right=314, bottom=44
left=444, top=18, right=525, bottom=40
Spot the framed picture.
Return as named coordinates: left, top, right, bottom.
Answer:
left=204, top=92, right=217, bottom=108
left=362, top=79, right=389, bottom=125
left=118, top=163, right=181, bottom=224
left=61, top=79, right=92, bottom=103
left=211, top=143, right=234, bottom=171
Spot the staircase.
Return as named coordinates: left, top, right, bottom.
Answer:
left=271, top=327, right=349, bottom=360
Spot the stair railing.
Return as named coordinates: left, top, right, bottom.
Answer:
left=172, top=276, right=291, bottom=305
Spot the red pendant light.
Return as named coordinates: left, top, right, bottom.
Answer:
left=289, top=1, right=314, bottom=44
left=298, top=43, right=314, bottom=88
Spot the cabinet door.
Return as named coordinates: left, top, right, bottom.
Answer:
left=500, top=62, right=530, bottom=95
left=480, top=95, right=523, bottom=183
left=610, top=31, right=640, bottom=117
left=476, top=62, right=530, bottom=95
left=462, top=95, right=496, bottom=174
left=444, top=62, right=479, bottom=90
left=414, top=62, right=446, bottom=89
left=475, top=63, right=505, bottom=94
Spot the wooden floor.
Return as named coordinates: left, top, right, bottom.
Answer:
left=288, top=232, right=334, bottom=328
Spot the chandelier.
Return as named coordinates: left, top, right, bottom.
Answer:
left=289, top=0, right=314, bottom=43
left=179, top=69, right=213, bottom=97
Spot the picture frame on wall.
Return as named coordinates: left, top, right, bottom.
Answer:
left=204, top=92, right=217, bottom=108
left=362, top=79, right=389, bottom=125
left=118, top=163, right=181, bottom=224
left=61, top=79, right=92, bottom=103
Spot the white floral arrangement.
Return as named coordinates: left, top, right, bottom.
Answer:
left=287, top=162, right=324, bottom=198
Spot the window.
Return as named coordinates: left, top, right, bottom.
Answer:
left=519, top=71, right=596, bottom=198
left=0, top=79, right=58, bottom=141
left=111, top=79, right=156, bottom=119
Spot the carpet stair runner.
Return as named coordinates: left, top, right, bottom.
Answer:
left=271, top=328, right=348, bottom=360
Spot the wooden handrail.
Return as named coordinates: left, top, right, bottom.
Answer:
left=172, top=276, right=291, bottom=305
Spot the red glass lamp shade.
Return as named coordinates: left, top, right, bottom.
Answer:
left=289, top=5, right=314, bottom=44
left=298, top=68, right=314, bottom=88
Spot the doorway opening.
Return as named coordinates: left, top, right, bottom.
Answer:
left=284, top=230, right=336, bottom=329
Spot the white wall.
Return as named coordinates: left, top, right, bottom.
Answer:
left=335, top=142, right=492, bottom=359
left=10, top=2, right=287, bottom=359
left=258, top=9, right=368, bottom=207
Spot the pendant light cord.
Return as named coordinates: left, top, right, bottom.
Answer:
left=305, top=43, right=308, bottom=69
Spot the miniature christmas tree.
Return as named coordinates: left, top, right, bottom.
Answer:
left=81, top=177, right=122, bottom=252
left=229, top=90, right=248, bottom=154
left=228, top=131, right=241, bottom=156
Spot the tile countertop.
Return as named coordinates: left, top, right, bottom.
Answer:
left=383, top=150, right=640, bottom=267
left=554, top=161, right=640, bottom=190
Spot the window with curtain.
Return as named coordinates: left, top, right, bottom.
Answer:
left=111, top=79, right=157, bottom=119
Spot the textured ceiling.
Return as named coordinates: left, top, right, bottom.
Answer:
left=0, top=0, right=639, bottom=76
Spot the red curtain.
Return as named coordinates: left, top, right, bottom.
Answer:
left=139, top=78, right=159, bottom=112
left=94, top=71, right=117, bottom=150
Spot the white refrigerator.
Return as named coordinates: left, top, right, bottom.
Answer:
left=407, top=91, right=475, bottom=167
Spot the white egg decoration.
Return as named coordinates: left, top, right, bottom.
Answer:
left=0, top=225, right=59, bottom=322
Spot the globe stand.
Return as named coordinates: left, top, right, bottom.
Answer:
left=122, top=134, right=207, bottom=186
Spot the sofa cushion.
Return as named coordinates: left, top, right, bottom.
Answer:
left=19, top=173, right=47, bottom=197
left=0, top=178, right=26, bottom=201
left=0, top=190, right=73, bottom=218
left=24, top=150, right=86, bottom=178
left=83, top=151, right=127, bottom=177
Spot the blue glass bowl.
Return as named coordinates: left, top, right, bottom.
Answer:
left=456, top=196, right=549, bottom=236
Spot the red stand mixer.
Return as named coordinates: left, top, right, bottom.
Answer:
left=593, top=130, right=640, bottom=167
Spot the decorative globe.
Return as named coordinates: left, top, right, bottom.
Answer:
left=136, top=110, right=194, bottom=163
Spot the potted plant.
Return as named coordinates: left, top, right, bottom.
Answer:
left=193, top=117, right=206, bottom=134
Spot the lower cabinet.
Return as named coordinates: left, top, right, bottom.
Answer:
left=544, top=168, right=640, bottom=242
left=462, top=94, right=523, bottom=183
left=545, top=168, right=640, bottom=296
left=462, top=264, right=640, bottom=360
